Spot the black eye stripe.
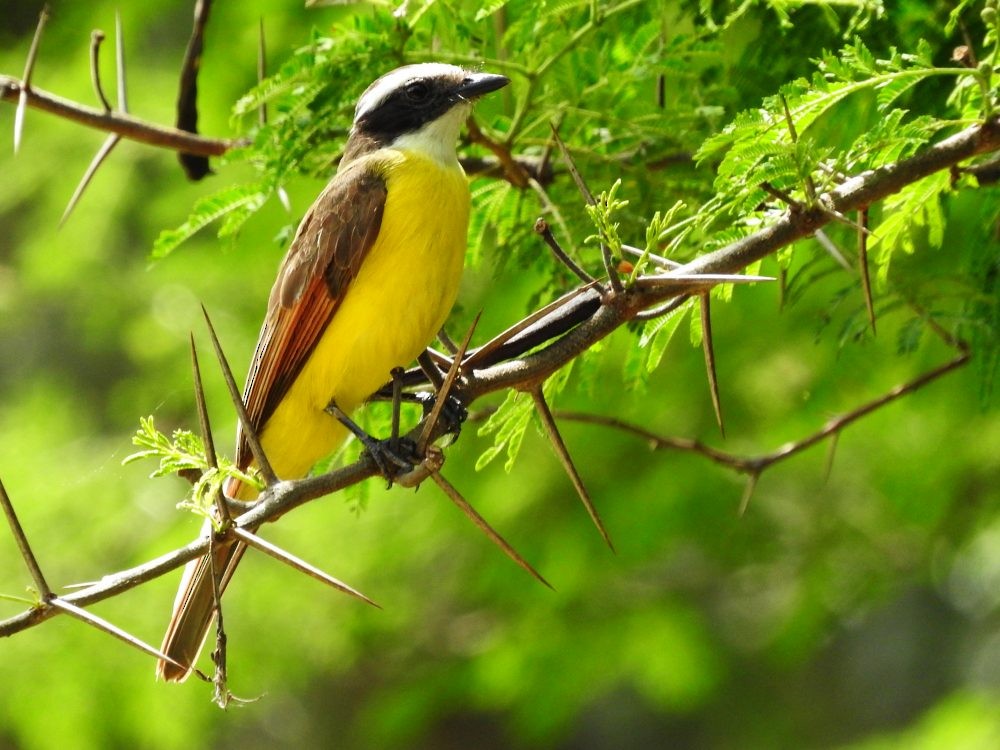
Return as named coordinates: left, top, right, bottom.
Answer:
left=358, top=78, right=459, bottom=141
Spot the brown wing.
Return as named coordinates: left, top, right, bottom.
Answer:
left=235, top=160, right=387, bottom=469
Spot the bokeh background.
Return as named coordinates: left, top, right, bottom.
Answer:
left=1, top=1, right=999, bottom=748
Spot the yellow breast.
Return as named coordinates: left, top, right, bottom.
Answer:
left=254, top=149, right=470, bottom=485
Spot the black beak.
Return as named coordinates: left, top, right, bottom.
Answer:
left=454, top=72, right=510, bottom=100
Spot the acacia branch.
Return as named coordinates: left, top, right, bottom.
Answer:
left=463, top=118, right=1000, bottom=396
left=2, top=118, right=998, bottom=642
left=1, top=75, right=237, bottom=156
left=553, top=348, right=970, bottom=474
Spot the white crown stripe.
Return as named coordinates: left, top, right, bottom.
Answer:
left=354, top=63, right=467, bottom=122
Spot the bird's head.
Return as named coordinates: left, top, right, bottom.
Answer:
left=345, top=63, right=509, bottom=165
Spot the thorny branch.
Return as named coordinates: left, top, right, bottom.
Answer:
left=3, top=116, right=998, bottom=645
left=553, top=346, right=970, bottom=502
left=0, top=74, right=550, bottom=184
left=1, top=75, right=237, bottom=156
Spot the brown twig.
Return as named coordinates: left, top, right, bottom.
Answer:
left=554, top=347, right=970, bottom=477
left=89, top=30, right=111, bottom=112
left=760, top=181, right=801, bottom=210
left=534, top=217, right=597, bottom=284
left=1, top=75, right=238, bottom=156
left=465, top=116, right=530, bottom=188
left=549, top=123, right=623, bottom=294
left=60, top=14, right=130, bottom=226
left=176, top=0, right=214, bottom=180
left=257, top=18, right=267, bottom=127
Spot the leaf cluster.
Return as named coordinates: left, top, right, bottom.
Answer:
left=123, top=416, right=261, bottom=523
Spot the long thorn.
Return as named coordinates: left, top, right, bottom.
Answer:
left=823, top=431, right=839, bottom=483
left=814, top=229, right=852, bottom=272
left=231, top=527, right=379, bottom=608
left=700, top=294, right=725, bottom=437
left=15, top=5, right=50, bottom=154
left=550, top=123, right=621, bottom=293
left=190, top=334, right=231, bottom=524
left=430, top=472, right=552, bottom=589
left=60, top=133, right=120, bottom=227
left=621, top=243, right=682, bottom=270
left=49, top=598, right=195, bottom=675
left=738, top=472, right=759, bottom=517
left=418, top=312, right=480, bottom=453
left=0, top=477, right=51, bottom=597
left=191, top=335, right=218, bottom=469
left=549, top=123, right=594, bottom=205
left=530, top=387, right=614, bottom=551
left=201, top=305, right=277, bottom=486
left=858, top=208, right=876, bottom=334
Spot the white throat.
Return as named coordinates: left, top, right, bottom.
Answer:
left=389, top=102, right=471, bottom=167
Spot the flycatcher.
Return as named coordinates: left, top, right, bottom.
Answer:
left=157, top=63, right=510, bottom=681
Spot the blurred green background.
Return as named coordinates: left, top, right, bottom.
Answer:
left=1, top=1, right=999, bottom=748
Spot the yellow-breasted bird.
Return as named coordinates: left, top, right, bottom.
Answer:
left=157, top=64, right=510, bottom=681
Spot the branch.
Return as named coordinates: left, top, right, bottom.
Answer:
left=2, top=117, right=997, bottom=643
left=0, top=75, right=238, bottom=156
left=462, top=118, right=1000, bottom=396
left=553, top=347, right=970, bottom=475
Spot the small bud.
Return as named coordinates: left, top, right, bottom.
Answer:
left=982, top=6, right=997, bottom=24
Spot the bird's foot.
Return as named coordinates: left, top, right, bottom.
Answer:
left=414, top=392, right=468, bottom=440
left=360, top=435, right=421, bottom=488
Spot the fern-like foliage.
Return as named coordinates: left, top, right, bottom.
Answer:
left=123, top=417, right=262, bottom=525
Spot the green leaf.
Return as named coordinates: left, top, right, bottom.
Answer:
left=152, top=185, right=268, bottom=259
left=476, top=391, right=534, bottom=473
left=475, top=0, right=511, bottom=22
left=870, top=171, right=949, bottom=283
left=123, top=416, right=261, bottom=523
left=640, top=301, right=692, bottom=374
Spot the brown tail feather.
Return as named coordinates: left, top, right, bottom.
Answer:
left=156, top=537, right=249, bottom=681
left=156, top=477, right=254, bottom=682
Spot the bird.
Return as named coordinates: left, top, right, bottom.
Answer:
left=156, top=63, right=510, bottom=681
